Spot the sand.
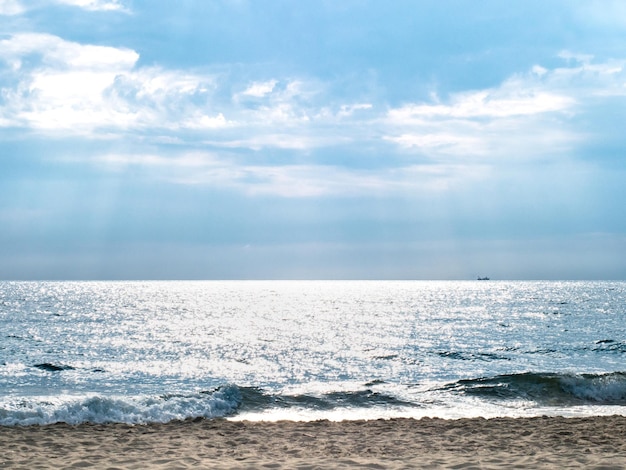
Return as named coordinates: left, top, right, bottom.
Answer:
left=2, top=416, right=626, bottom=469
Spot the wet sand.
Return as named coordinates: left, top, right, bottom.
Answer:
left=2, top=415, right=626, bottom=469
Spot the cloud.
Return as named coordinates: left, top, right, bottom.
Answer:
left=240, top=80, right=278, bottom=98
left=53, top=0, right=129, bottom=12
left=203, top=133, right=344, bottom=151
left=0, top=33, right=372, bottom=149
left=385, top=133, right=484, bottom=153
left=0, top=33, right=137, bottom=67
left=0, top=33, right=139, bottom=131
left=0, top=0, right=130, bottom=15
left=549, top=53, right=626, bottom=97
left=86, top=151, right=488, bottom=198
left=2, top=29, right=626, bottom=186
left=0, top=0, right=24, bottom=15
left=0, top=33, right=224, bottom=133
left=232, top=79, right=327, bottom=127
left=382, top=56, right=626, bottom=162
left=387, top=86, right=573, bottom=122
left=0, top=34, right=342, bottom=142
left=337, top=103, right=373, bottom=117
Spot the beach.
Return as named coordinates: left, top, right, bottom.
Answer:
left=3, top=282, right=626, bottom=468
left=2, top=416, right=626, bottom=469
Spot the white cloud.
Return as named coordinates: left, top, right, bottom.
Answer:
left=0, top=0, right=25, bottom=15
left=0, top=33, right=370, bottom=150
left=181, top=113, right=231, bottom=130
left=0, top=33, right=224, bottom=133
left=385, top=133, right=484, bottom=153
left=232, top=79, right=324, bottom=128
left=53, top=0, right=129, bottom=12
left=196, top=160, right=486, bottom=197
left=336, top=103, right=373, bottom=118
left=387, top=89, right=573, bottom=121
left=382, top=57, right=626, bottom=161
left=0, top=0, right=129, bottom=15
left=88, top=151, right=487, bottom=198
left=0, top=34, right=333, bottom=140
left=95, top=153, right=213, bottom=168
left=240, top=80, right=277, bottom=98
left=557, top=51, right=594, bottom=65
left=2, top=31, right=625, bottom=170
left=548, top=54, right=626, bottom=97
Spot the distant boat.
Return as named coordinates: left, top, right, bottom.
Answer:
left=477, top=276, right=490, bottom=281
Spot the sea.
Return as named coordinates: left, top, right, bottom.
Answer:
left=1, top=280, right=626, bottom=426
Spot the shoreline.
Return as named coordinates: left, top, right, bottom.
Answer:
left=2, top=415, right=626, bottom=469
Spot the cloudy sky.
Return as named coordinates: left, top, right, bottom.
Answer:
left=1, top=0, right=626, bottom=280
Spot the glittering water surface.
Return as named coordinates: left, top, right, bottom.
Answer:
left=1, top=281, right=626, bottom=424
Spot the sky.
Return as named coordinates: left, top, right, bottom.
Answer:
left=1, top=0, right=626, bottom=280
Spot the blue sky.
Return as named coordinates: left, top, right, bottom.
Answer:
left=1, top=0, right=626, bottom=279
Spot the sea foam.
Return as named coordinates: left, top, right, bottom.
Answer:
left=0, top=385, right=241, bottom=426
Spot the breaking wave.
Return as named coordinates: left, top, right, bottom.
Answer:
left=0, top=385, right=418, bottom=426
left=0, top=385, right=242, bottom=426
left=442, top=372, right=626, bottom=405
left=238, top=387, right=417, bottom=411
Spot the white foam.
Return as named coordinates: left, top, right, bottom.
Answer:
left=0, top=386, right=241, bottom=426
left=560, top=374, right=626, bottom=402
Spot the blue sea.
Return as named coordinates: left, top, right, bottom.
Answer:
left=1, top=280, right=626, bottom=426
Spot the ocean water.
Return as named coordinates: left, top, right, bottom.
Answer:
left=1, top=280, right=626, bottom=426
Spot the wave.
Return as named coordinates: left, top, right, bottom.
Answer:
left=32, top=363, right=75, bottom=372
left=590, top=340, right=626, bottom=354
left=0, top=385, right=415, bottom=426
left=238, top=387, right=416, bottom=412
left=4, top=373, right=625, bottom=426
left=441, top=372, right=626, bottom=405
left=435, top=351, right=510, bottom=361
left=0, top=385, right=242, bottom=426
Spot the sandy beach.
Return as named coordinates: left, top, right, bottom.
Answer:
left=2, top=415, right=626, bottom=469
